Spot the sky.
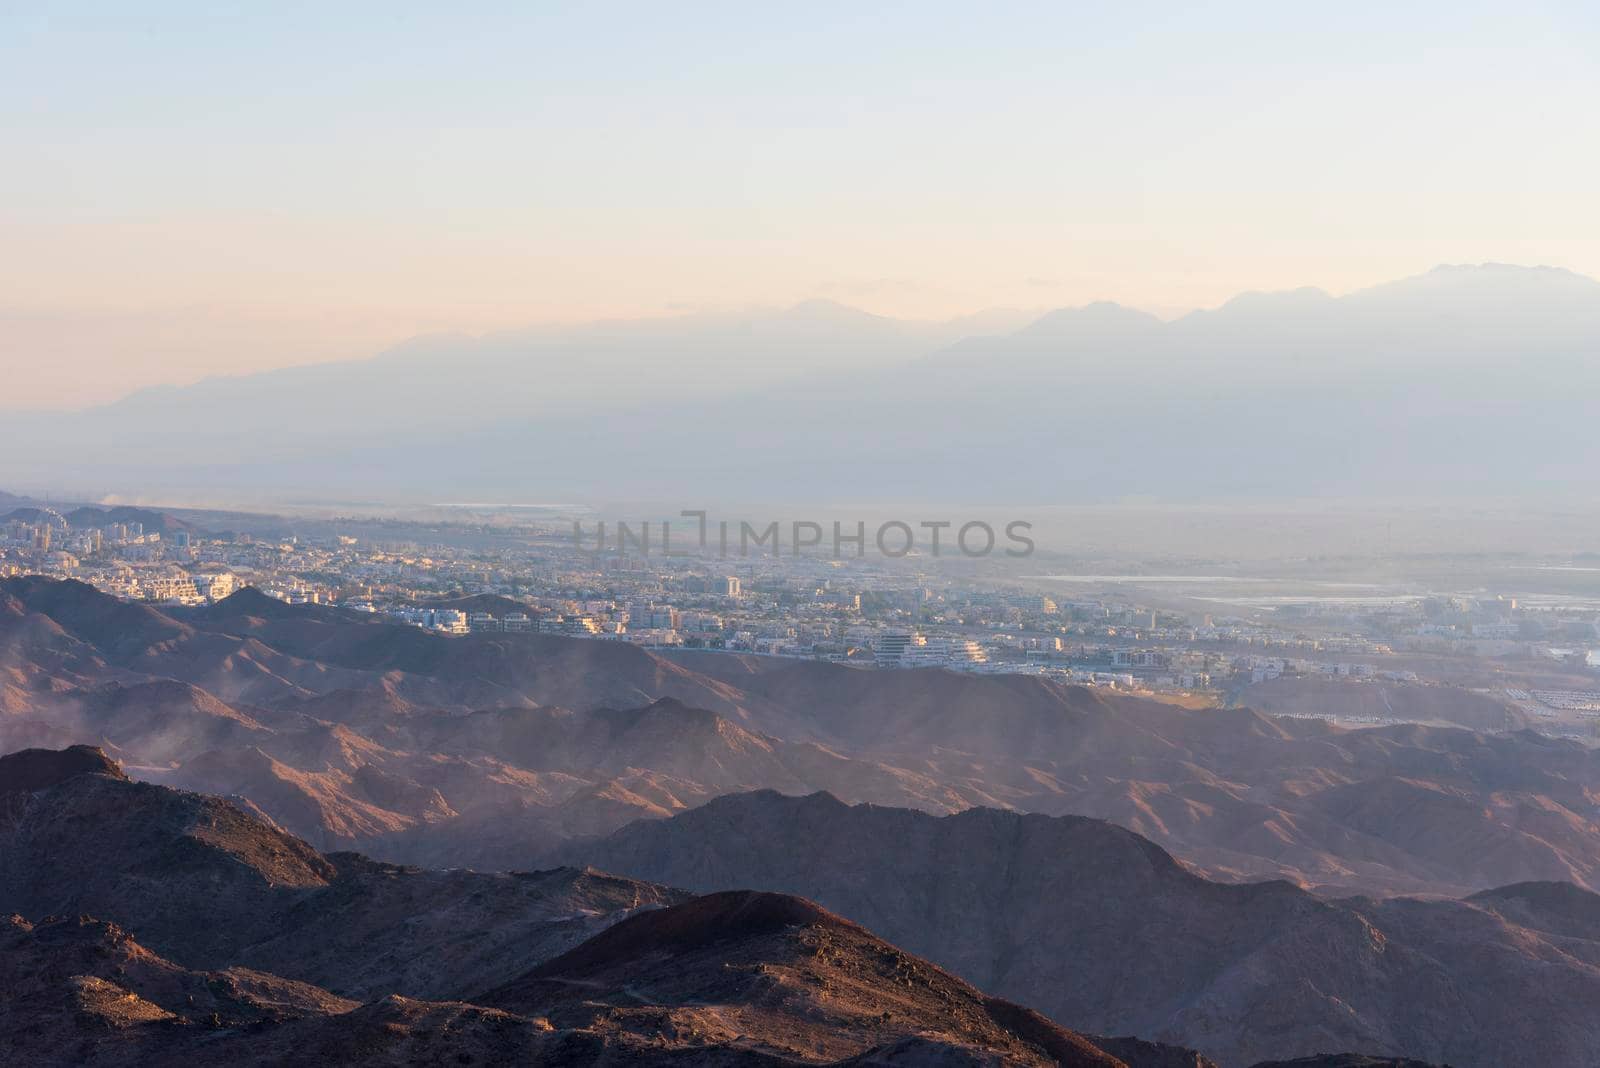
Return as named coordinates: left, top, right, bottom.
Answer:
left=2, top=0, right=1598, bottom=408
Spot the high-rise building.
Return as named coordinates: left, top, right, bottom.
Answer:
left=874, top=632, right=924, bottom=667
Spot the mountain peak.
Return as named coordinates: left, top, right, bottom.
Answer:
left=775, top=298, right=901, bottom=328
left=1212, top=285, right=1336, bottom=313
left=1017, top=301, right=1164, bottom=338
left=206, top=585, right=290, bottom=617
left=481, top=888, right=1130, bottom=1067
left=522, top=889, right=839, bottom=978
left=0, top=744, right=126, bottom=793
left=1352, top=262, right=1600, bottom=303
left=1427, top=261, right=1592, bottom=280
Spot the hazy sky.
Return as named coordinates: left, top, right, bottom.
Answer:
left=3, top=1, right=1597, bottom=408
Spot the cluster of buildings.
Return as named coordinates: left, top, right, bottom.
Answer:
left=5, top=502, right=1599, bottom=710
left=0, top=506, right=232, bottom=604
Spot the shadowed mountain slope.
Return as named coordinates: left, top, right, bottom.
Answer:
left=566, top=789, right=1600, bottom=1067
left=0, top=746, right=1256, bottom=1067
left=0, top=745, right=679, bottom=998
left=481, top=890, right=1133, bottom=1067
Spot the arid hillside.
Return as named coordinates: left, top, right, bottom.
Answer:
left=9, top=572, right=1600, bottom=908
left=3, top=578, right=1597, bottom=898
left=567, top=788, right=1600, bottom=1067
left=0, top=744, right=1296, bottom=1068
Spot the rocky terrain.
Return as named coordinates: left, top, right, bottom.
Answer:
left=4, top=905, right=1178, bottom=1068
left=476, top=889, right=1135, bottom=1067
left=4, top=577, right=1598, bottom=1062
left=3, top=577, right=1597, bottom=897
left=0, top=743, right=1542, bottom=1067
left=0, top=744, right=682, bottom=1000
left=0, top=743, right=1332, bottom=1067
left=1232, top=676, right=1522, bottom=733
left=564, top=789, right=1600, bottom=1067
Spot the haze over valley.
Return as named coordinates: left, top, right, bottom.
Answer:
left=4, top=3, right=1599, bottom=1065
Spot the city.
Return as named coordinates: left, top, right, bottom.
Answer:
left=5, top=496, right=1598, bottom=739
left=5, top=4, right=1599, bottom=1063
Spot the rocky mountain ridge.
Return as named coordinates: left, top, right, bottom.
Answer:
left=0, top=743, right=1393, bottom=1067
left=4, top=577, right=1593, bottom=897
left=563, top=788, right=1599, bottom=1067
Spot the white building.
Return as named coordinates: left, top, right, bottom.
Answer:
left=874, top=632, right=925, bottom=667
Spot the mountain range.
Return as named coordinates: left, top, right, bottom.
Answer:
left=3, top=742, right=1391, bottom=1068
left=3, top=576, right=1597, bottom=900
left=10, top=577, right=1600, bottom=1061
left=3, top=264, right=1597, bottom=502
left=564, top=788, right=1600, bottom=1066
left=0, top=738, right=1551, bottom=1068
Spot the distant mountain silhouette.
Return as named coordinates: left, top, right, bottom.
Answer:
left=0, top=505, right=202, bottom=534
left=3, top=264, right=1596, bottom=501
left=61, top=505, right=206, bottom=534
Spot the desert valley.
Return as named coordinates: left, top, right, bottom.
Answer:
left=6, top=576, right=1600, bottom=1065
